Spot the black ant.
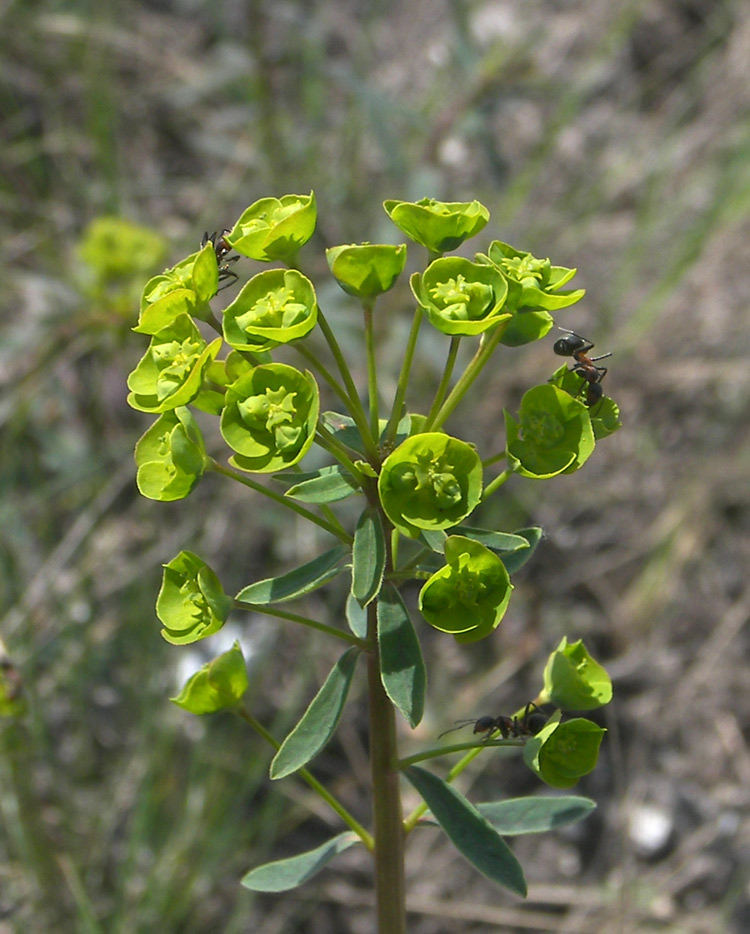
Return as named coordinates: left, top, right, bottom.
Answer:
left=439, top=702, right=548, bottom=741
left=553, top=328, right=611, bottom=408
left=201, top=229, right=240, bottom=291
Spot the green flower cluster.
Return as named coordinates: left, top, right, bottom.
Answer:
left=124, top=194, right=617, bottom=810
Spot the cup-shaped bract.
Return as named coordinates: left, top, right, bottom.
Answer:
left=171, top=641, right=249, bottom=714
left=157, top=551, right=233, bottom=645
left=140, top=239, right=221, bottom=317
left=226, top=192, right=316, bottom=262
left=540, top=637, right=613, bottom=711
left=133, top=288, right=200, bottom=336
left=326, top=243, right=407, bottom=299
left=522, top=717, right=607, bottom=788
left=135, top=407, right=207, bottom=501
left=548, top=363, right=622, bottom=440
left=378, top=433, right=482, bottom=538
left=504, top=384, right=595, bottom=479
left=223, top=268, right=318, bottom=353
left=476, top=241, right=585, bottom=346
left=410, top=257, right=510, bottom=336
left=419, top=535, right=513, bottom=642
left=484, top=240, right=584, bottom=312
left=221, top=363, right=319, bottom=473
left=127, top=313, right=223, bottom=413
left=384, top=198, right=489, bottom=254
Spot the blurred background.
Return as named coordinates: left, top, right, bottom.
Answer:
left=2, top=0, right=750, bottom=931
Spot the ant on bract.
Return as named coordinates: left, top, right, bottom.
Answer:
left=201, top=229, right=240, bottom=291
left=553, top=328, right=611, bottom=408
left=439, top=702, right=548, bottom=742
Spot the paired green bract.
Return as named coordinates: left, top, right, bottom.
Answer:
left=171, top=641, right=249, bottom=714
left=223, top=268, right=318, bottom=353
left=140, top=239, right=222, bottom=321
left=135, top=406, right=206, bottom=501
left=410, top=256, right=511, bottom=336
left=504, top=384, right=595, bottom=478
left=157, top=551, right=233, bottom=645
left=326, top=243, right=407, bottom=299
left=540, top=637, right=614, bottom=710
left=127, top=314, right=222, bottom=413
left=419, top=536, right=513, bottom=643
left=221, top=363, right=319, bottom=473
left=227, top=192, right=317, bottom=262
left=478, top=240, right=586, bottom=347
left=384, top=198, right=489, bottom=254
left=378, top=433, right=483, bottom=537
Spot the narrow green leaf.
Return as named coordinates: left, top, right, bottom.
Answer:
left=241, top=832, right=360, bottom=892
left=283, top=465, right=361, bottom=504
left=352, top=507, right=386, bottom=606
left=501, top=527, right=543, bottom=574
left=418, top=528, right=447, bottom=554
left=453, top=525, right=530, bottom=555
left=377, top=584, right=426, bottom=728
left=404, top=766, right=527, bottom=896
left=321, top=411, right=368, bottom=455
left=270, top=646, right=360, bottom=779
left=346, top=591, right=369, bottom=639
left=236, top=545, right=350, bottom=605
left=476, top=795, right=596, bottom=834
left=170, top=642, right=248, bottom=714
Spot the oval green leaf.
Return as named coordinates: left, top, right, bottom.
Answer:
left=241, top=832, right=360, bottom=892
left=283, top=465, right=361, bottom=504
left=377, top=584, right=426, bottom=728
left=500, top=527, right=544, bottom=574
left=270, top=646, right=360, bottom=779
left=235, top=545, right=350, bottom=605
left=476, top=795, right=596, bottom=834
left=345, top=591, right=368, bottom=639
left=452, top=525, right=531, bottom=555
left=352, top=507, right=386, bottom=606
left=404, top=765, right=527, bottom=896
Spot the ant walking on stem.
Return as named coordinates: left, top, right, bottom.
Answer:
left=439, top=702, right=548, bottom=742
left=553, top=328, right=611, bottom=408
left=201, top=229, right=241, bottom=291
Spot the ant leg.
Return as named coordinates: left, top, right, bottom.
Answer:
left=217, top=270, right=239, bottom=291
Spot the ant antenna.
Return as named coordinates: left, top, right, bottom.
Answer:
left=438, top=719, right=479, bottom=739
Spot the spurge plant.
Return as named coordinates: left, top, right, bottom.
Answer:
left=127, top=193, right=618, bottom=932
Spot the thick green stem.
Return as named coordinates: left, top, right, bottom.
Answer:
left=236, top=708, right=373, bottom=847
left=366, top=600, right=407, bottom=934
